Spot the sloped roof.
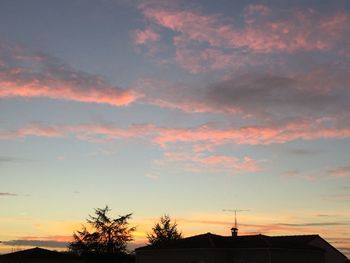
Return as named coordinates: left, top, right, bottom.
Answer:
left=136, top=233, right=322, bottom=251
left=270, top=234, right=319, bottom=244
left=0, top=247, right=78, bottom=260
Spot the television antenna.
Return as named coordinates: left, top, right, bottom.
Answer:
left=222, top=209, right=249, bottom=232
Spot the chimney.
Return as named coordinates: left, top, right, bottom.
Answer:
left=231, top=227, right=238, bottom=237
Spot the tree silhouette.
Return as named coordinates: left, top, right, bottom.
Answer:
left=147, top=214, right=182, bottom=245
left=69, top=206, right=135, bottom=256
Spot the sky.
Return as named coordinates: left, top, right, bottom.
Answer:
left=0, top=0, right=349, bottom=257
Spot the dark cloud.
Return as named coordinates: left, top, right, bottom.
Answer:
left=204, top=69, right=350, bottom=122
left=1, top=240, right=68, bottom=248
left=138, top=63, right=350, bottom=127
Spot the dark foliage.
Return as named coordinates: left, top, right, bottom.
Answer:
left=69, top=206, right=135, bottom=257
left=147, top=214, right=182, bottom=245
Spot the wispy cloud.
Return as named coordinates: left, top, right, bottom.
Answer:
left=1, top=120, right=350, bottom=147
left=2, top=120, right=350, bottom=178
left=20, top=235, right=72, bottom=242
left=1, top=239, right=69, bottom=248
left=150, top=151, right=263, bottom=177
left=181, top=218, right=350, bottom=229
left=327, top=165, right=350, bottom=177
left=0, top=192, right=17, bottom=196
left=0, top=42, right=140, bottom=106
left=0, top=156, right=30, bottom=163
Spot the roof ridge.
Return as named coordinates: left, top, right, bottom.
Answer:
left=272, top=234, right=319, bottom=237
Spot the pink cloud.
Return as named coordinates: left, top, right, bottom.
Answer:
left=138, top=5, right=350, bottom=73
left=0, top=123, right=64, bottom=139
left=153, top=119, right=350, bottom=148
left=133, top=28, right=160, bottom=45
left=200, top=155, right=261, bottom=173
left=154, top=151, right=263, bottom=175
left=320, top=12, right=349, bottom=37
left=1, top=121, right=350, bottom=178
left=153, top=124, right=282, bottom=147
left=2, top=119, right=350, bottom=148
left=0, top=43, right=140, bottom=106
left=143, top=8, right=235, bottom=48
left=0, top=80, right=139, bottom=106
left=0, top=123, right=156, bottom=143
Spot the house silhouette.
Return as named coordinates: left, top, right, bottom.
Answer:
left=136, top=232, right=349, bottom=263
left=0, top=247, right=83, bottom=263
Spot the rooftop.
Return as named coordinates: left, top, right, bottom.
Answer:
left=136, top=233, right=322, bottom=251
left=0, top=247, right=78, bottom=260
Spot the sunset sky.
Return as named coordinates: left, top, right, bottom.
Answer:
left=0, top=0, right=349, bottom=257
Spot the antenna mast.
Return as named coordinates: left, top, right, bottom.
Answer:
left=234, top=210, right=237, bottom=229
left=222, top=209, right=249, bottom=237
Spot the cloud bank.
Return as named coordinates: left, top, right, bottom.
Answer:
left=136, top=63, right=350, bottom=123
left=135, top=3, right=350, bottom=73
